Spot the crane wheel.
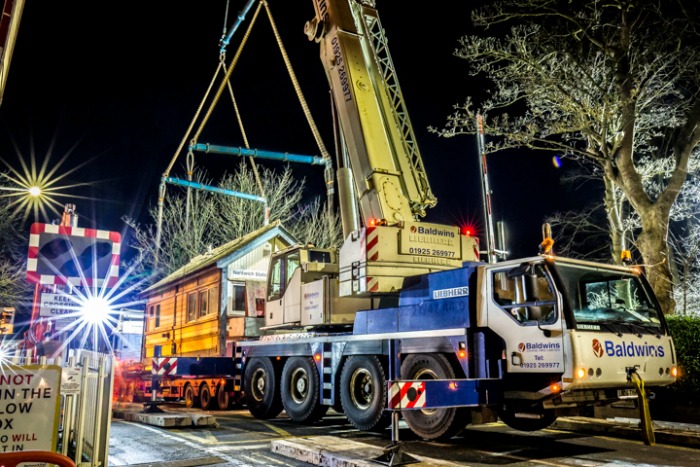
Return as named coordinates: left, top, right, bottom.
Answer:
left=340, top=355, right=390, bottom=432
left=216, top=384, right=230, bottom=410
left=244, top=357, right=283, bottom=419
left=199, top=383, right=213, bottom=410
left=184, top=384, right=198, bottom=409
left=281, top=357, right=327, bottom=423
left=400, top=353, right=467, bottom=440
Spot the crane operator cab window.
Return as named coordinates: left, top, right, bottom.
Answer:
left=493, top=263, right=556, bottom=325
left=267, top=249, right=301, bottom=301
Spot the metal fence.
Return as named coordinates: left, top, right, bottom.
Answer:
left=12, top=349, right=114, bottom=467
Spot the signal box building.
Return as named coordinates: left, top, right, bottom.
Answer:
left=139, top=221, right=296, bottom=365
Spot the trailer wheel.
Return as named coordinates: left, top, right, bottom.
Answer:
left=244, top=357, right=283, bottom=419
left=400, top=353, right=467, bottom=440
left=184, top=384, right=197, bottom=409
left=216, top=384, right=230, bottom=410
left=200, top=383, right=213, bottom=410
left=281, top=356, right=325, bottom=423
left=340, top=356, right=390, bottom=432
left=498, top=405, right=556, bottom=431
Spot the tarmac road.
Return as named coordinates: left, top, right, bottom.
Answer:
left=109, top=403, right=700, bottom=466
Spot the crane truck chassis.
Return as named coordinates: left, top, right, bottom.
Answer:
left=146, top=251, right=677, bottom=440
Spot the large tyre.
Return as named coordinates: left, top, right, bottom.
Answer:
left=281, top=356, right=326, bottom=423
left=340, top=356, right=390, bottom=432
left=184, top=384, right=197, bottom=408
left=216, top=384, right=230, bottom=410
left=400, top=353, right=468, bottom=440
left=244, top=357, right=283, bottom=419
left=200, top=383, right=212, bottom=410
left=498, top=405, right=557, bottom=431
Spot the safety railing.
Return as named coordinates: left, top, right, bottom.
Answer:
left=0, top=450, right=76, bottom=467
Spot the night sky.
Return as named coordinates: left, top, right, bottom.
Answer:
left=1, top=1, right=578, bottom=259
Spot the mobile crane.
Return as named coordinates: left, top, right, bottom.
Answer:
left=143, top=0, right=677, bottom=443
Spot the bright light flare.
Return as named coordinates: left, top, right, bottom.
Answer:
left=81, top=296, right=114, bottom=324
left=461, top=225, right=475, bottom=237
left=38, top=254, right=150, bottom=355
left=0, top=139, right=102, bottom=223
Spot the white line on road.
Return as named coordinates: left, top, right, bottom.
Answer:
left=119, top=420, right=255, bottom=466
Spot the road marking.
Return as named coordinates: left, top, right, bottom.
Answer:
left=214, top=415, right=291, bottom=437
left=122, top=420, right=254, bottom=466
left=197, top=438, right=292, bottom=446
left=169, top=429, right=219, bottom=445
left=216, top=443, right=270, bottom=451
left=261, top=421, right=291, bottom=437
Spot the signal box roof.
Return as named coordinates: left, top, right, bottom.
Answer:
left=141, top=220, right=296, bottom=296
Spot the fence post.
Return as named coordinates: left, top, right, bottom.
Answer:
left=90, top=354, right=113, bottom=467
left=61, top=355, right=76, bottom=458
left=74, top=356, right=90, bottom=464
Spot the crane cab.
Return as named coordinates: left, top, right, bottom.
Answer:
left=265, top=244, right=371, bottom=328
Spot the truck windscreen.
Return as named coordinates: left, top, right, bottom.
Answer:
left=554, top=263, right=664, bottom=335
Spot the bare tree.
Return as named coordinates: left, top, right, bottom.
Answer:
left=433, top=0, right=700, bottom=313
left=288, top=197, right=343, bottom=249
left=212, top=164, right=305, bottom=246
left=0, top=194, right=32, bottom=309
left=668, top=173, right=700, bottom=314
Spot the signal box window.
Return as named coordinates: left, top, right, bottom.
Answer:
left=228, top=282, right=246, bottom=316
left=155, top=304, right=161, bottom=328
left=187, top=292, right=197, bottom=322
left=234, top=283, right=246, bottom=315
left=492, top=263, right=556, bottom=324
left=147, top=305, right=154, bottom=331
left=199, top=290, right=209, bottom=318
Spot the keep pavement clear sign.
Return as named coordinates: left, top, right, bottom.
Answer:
left=0, top=364, right=61, bottom=455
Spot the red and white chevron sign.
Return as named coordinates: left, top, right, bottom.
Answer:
left=152, top=357, right=178, bottom=376
left=388, top=381, right=426, bottom=409
left=26, top=222, right=121, bottom=287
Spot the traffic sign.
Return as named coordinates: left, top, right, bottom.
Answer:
left=26, top=223, right=121, bottom=287
left=0, top=364, right=62, bottom=454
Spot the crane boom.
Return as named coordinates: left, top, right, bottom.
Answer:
left=297, top=0, right=479, bottom=299
left=306, top=0, right=435, bottom=227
